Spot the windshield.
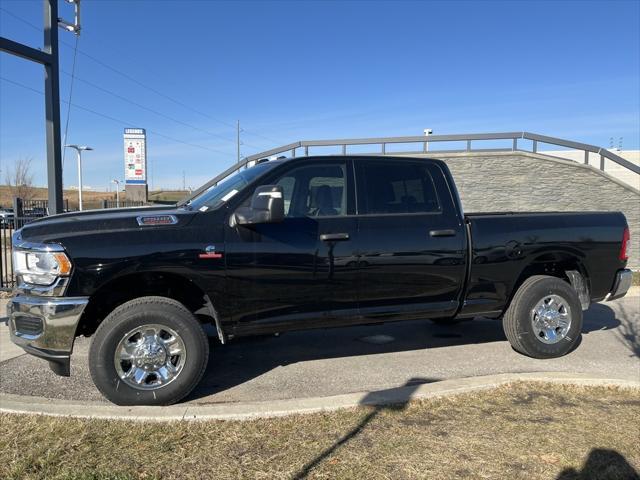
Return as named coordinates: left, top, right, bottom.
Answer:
left=185, top=162, right=277, bottom=211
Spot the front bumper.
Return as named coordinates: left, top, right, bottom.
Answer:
left=605, top=269, right=634, bottom=302
left=7, top=295, right=89, bottom=376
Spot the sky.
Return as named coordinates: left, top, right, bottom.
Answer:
left=1, top=0, right=639, bottom=191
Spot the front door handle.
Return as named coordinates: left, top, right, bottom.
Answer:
left=429, top=229, right=457, bottom=237
left=320, top=233, right=350, bottom=242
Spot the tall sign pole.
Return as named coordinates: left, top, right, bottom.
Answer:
left=123, top=128, right=148, bottom=203
left=44, top=0, right=64, bottom=214
left=0, top=0, right=81, bottom=215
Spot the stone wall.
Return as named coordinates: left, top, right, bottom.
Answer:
left=410, top=151, right=640, bottom=268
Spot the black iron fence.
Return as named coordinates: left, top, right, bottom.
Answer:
left=0, top=215, right=45, bottom=290
left=9, top=198, right=144, bottom=216
left=102, top=199, right=144, bottom=209
left=0, top=197, right=147, bottom=290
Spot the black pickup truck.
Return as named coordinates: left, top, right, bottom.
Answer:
left=8, top=156, right=633, bottom=405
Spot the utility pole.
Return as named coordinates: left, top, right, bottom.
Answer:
left=182, top=170, right=186, bottom=191
left=0, top=0, right=82, bottom=215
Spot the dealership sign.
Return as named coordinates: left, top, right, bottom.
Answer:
left=123, top=128, right=147, bottom=184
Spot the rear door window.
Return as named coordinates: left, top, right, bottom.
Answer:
left=359, top=161, right=441, bottom=214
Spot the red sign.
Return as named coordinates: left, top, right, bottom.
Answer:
left=128, top=147, right=135, bottom=153
left=135, top=169, right=143, bottom=175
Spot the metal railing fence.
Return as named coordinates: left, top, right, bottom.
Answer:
left=186, top=131, right=640, bottom=203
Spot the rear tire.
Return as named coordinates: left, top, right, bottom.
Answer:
left=89, top=296, right=209, bottom=406
left=503, top=276, right=582, bottom=359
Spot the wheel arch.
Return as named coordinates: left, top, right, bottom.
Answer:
left=76, top=271, right=225, bottom=342
left=508, top=250, right=591, bottom=312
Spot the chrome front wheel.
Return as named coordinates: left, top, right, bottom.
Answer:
left=114, top=324, right=187, bottom=390
left=89, top=296, right=209, bottom=405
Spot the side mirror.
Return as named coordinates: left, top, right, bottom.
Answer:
left=234, top=185, right=285, bottom=225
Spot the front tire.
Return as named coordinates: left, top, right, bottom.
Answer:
left=89, top=296, right=209, bottom=406
left=503, top=276, right=583, bottom=359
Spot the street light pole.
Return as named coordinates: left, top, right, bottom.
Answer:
left=112, top=179, right=121, bottom=208
left=423, top=128, right=433, bottom=152
left=64, top=144, right=93, bottom=211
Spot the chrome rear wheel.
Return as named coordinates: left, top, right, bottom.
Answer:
left=503, top=275, right=583, bottom=359
left=531, top=294, right=572, bottom=344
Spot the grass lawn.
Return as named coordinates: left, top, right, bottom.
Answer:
left=0, top=382, right=638, bottom=480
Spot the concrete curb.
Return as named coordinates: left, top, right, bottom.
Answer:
left=1, top=372, right=638, bottom=422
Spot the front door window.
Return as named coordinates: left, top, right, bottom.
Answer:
left=275, top=164, right=347, bottom=218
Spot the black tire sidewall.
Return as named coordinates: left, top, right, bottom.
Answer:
left=514, top=278, right=583, bottom=358
left=89, top=299, right=208, bottom=406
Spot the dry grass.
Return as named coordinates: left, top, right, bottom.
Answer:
left=0, top=382, right=638, bottom=480
left=0, top=186, right=189, bottom=210
left=0, top=186, right=118, bottom=211
left=148, top=190, right=190, bottom=203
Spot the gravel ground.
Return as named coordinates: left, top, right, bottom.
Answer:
left=0, top=296, right=638, bottom=404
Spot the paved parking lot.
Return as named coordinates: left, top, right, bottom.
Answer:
left=0, top=295, right=638, bottom=404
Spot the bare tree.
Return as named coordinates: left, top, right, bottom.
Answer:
left=5, top=157, right=35, bottom=202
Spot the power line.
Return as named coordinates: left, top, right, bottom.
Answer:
left=0, top=75, right=233, bottom=156
left=0, top=6, right=285, bottom=147
left=60, top=69, right=265, bottom=149
left=67, top=46, right=284, bottom=145
left=67, top=44, right=284, bottom=144
left=61, top=34, right=80, bottom=170
left=0, top=6, right=40, bottom=31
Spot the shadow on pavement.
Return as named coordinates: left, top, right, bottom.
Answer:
left=605, top=302, right=640, bottom=358
left=0, top=300, right=628, bottom=403
left=186, top=304, right=622, bottom=402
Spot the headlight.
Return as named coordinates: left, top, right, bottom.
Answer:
left=13, top=249, right=72, bottom=286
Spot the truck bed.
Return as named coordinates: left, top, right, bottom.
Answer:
left=459, top=211, right=628, bottom=318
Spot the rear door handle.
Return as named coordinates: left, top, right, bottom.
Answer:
left=429, top=229, right=457, bottom=237
left=320, top=233, right=350, bottom=242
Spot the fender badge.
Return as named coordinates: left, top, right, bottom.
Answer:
left=199, top=245, right=223, bottom=259
left=199, top=253, right=223, bottom=259
left=137, top=215, right=178, bottom=226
